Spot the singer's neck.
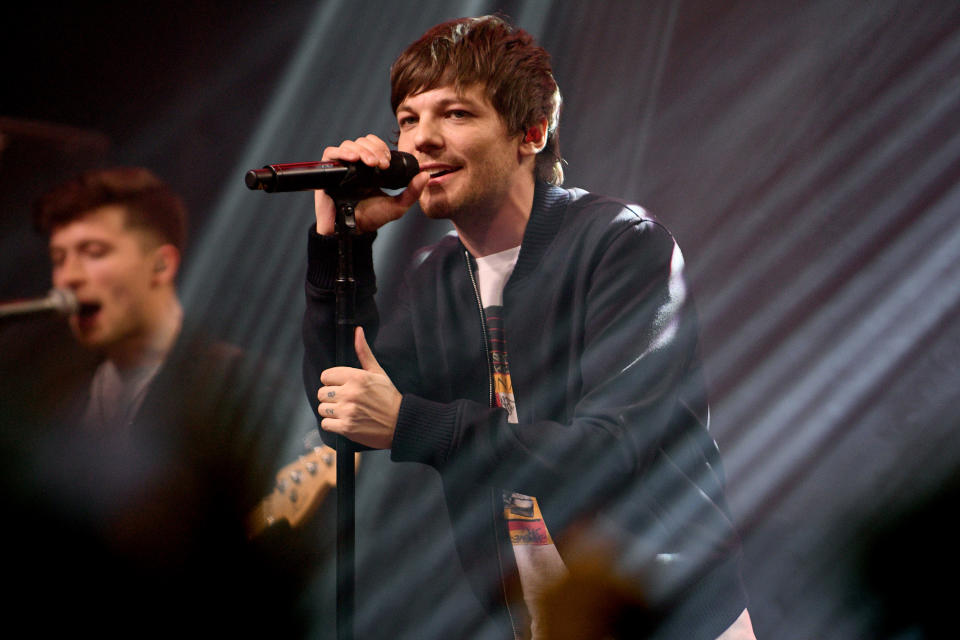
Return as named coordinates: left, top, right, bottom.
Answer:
left=107, top=296, right=183, bottom=373
left=455, top=175, right=533, bottom=258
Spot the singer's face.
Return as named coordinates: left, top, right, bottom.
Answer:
left=396, top=84, right=526, bottom=223
left=49, top=206, right=164, bottom=355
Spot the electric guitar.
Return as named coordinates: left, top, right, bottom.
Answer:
left=247, top=445, right=358, bottom=538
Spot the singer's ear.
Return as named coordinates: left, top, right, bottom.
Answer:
left=519, top=118, right=549, bottom=157
left=150, top=244, right=180, bottom=285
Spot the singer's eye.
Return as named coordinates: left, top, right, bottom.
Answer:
left=79, top=241, right=111, bottom=259
left=398, top=115, right=417, bottom=128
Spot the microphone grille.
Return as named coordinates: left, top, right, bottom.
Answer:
left=49, top=288, right=79, bottom=315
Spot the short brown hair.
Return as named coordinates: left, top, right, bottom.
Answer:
left=390, top=15, right=564, bottom=185
left=33, top=166, right=187, bottom=250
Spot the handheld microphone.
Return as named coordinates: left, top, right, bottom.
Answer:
left=0, top=289, right=78, bottom=320
left=245, top=151, right=420, bottom=194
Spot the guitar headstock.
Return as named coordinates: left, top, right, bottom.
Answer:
left=249, top=445, right=349, bottom=537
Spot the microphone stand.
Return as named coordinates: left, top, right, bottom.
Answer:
left=244, top=160, right=417, bottom=640
left=331, top=190, right=360, bottom=640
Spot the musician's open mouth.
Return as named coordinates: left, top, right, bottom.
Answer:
left=77, top=302, right=101, bottom=319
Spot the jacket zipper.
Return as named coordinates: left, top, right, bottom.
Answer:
left=464, top=249, right=521, bottom=640
left=464, top=250, right=495, bottom=406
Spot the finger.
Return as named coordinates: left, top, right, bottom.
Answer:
left=319, top=140, right=363, bottom=166
left=317, top=402, right=338, bottom=418
left=355, top=135, right=393, bottom=169
left=320, top=365, right=362, bottom=386
left=317, top=386, right=339, bottom=402
left=354, top=326, right=384, bottom=374
left=319, top=417, right=346, bottom=434
left=314, top=189, right=336, bottom=235
left=321, top=143, right=357, bottom=163
left=354, top=172, right=426, bottom=232
left=394, top=171, right=430, bottom=208
left=327, top=138, right=386, bottom=169
left=344, top=139, right=385, bottom=168
left=353, top=193, right=409, bottom=233
left=358, top=133, right=388, bottom=149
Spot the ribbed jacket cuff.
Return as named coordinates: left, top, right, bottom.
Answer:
left=305, top=226, right=377, bottom=291
left=391, top=394, right=456, bottom=468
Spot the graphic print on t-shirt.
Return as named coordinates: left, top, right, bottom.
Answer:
left=486, top=305, right=518, bottom=423
left=486, top=305, right=553, bottom=547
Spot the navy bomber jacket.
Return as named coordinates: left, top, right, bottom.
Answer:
left=303, top=182, right=748, bottom=639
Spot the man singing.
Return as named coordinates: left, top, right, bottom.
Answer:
left=15, top=166, right=298, bottom=635
left=303, top=15, right=755, bottom=639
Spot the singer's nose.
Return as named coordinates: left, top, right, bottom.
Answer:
left=411, top=115, right=443, bottom=154
left=52, top=252, right=84, bottom=291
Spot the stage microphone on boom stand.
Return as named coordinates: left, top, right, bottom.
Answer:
left=244, top=150, right=419, bottom=640
left=0, top=289, right=78, bottom=321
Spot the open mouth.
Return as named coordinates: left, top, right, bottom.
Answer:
left=77, top=302, right=102, bottom=319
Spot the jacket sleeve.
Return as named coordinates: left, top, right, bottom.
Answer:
left=301, top=226, right=381, bottom=448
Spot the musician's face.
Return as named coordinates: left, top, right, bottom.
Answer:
left=49, top=206, right=165, bottom=355
left=395, top=83, right=526, bottom=223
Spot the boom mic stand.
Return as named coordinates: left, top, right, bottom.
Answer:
left=244, top=152, right=419, bottom=640
left=330, top=189, right=362, bottom=640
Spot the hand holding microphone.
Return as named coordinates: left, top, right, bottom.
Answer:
left=245, top=135, right=428, bottom=235
left=245, top=150, right=420, bottom=193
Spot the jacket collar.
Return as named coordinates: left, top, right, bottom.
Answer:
left=457, top=181, right=571, bottom=282
left=511, top=181, right=570, bottom=282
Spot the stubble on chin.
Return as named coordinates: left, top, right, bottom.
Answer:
left=418, top=188, right=455, bottom=220
left=419, top=181, right=492, bottom=225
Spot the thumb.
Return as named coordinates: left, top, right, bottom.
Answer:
left=354, top=326, right=384, bottom=374
left=394, top=171, right=429, bottom=209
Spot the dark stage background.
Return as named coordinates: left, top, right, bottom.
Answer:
left=3, top=1, right=959, bottom=638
